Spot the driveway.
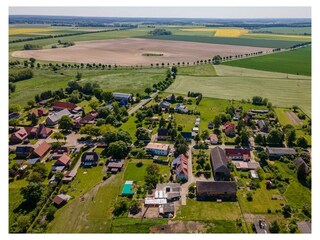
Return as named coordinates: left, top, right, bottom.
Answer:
left=128, top=91, right=158, bottom=115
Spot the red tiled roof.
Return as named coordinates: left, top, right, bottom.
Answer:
left=176, top=154, right=188, bottom=176
left=11, top=127, right=28, bottom=141
left=30, top=108, right=49, bottom=118
left=209, top=134, right=218, bottom=142
left=33, top=141, right=51, bottom=158
left=53, top=102, right=77, bottom=111
left=55, top=153, right=70, bottom=166
left=225, top=149, right=251, bottom=159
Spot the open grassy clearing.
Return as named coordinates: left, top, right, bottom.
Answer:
left=223, top=46, right=311, bottom=76
left=47, top=172, right=123, bottom=233
left=9, top=68, right=165, bottom=107
left=166, top=65, right=311, bottom=117
left=176, top=199, right=242, bottom=221
left=139, top=34, right=306, bottom=48
left=124, top=159, right=170, bottom=185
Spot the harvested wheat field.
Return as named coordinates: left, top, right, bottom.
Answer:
left=12, top=38, right=272, bottom=66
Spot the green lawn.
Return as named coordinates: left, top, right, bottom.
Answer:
left=124, top=159, right=170, bottom=185
left=223, top=46, right=311, bottom=76
left=176, top=199, right=242, bottom=221
left=59, top=165, right=104, bottom=199
left=166, top=65, right=311, bottom=117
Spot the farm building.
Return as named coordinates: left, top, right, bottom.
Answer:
left=235, top=161, right=260, bottom=171
left=159, top=101, right=170, bottom=110
left=146, top=142, right=170, bottom=156
left=107, top=159, right=124, bottom=173
left=113, top=92, right=133, bottom=102
left=62, top=170, right=77, bottom=183
left=81, top=152, right=99, bottom=167
left=52, top=194, right=71, bottom=207
left=53, top=102, right=78, bottom=111
left=46, top=109, right=71, bottom=126
left=144, top=198, right=167, bottom=207
left=196, top=181, right=237, bottom=201
left=9, top=112, right=20, bottom=120
left=225, top=148, right=251, bottom=161
left=79, top=111, right=98, bottom=125
left=157, top=128, right=168, bottom=141
left=210, top=147, right=230, bottom=180
left=293, top=157, right=310, bottom=174
left=175, top=103, right=188, bottom=113
left=266, top=148, right=297, bottom=158
left=121, top=180, right=134, bottom=196
left=52, top=153, right=71, bottom=170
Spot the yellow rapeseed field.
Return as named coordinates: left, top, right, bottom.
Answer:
left=9, top=28, right=56, bottom=35
left=181, top=28, right=249, bottom=37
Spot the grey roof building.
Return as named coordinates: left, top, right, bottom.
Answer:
left=113, top=92, right=132, bottom=101
left=45, top=109, right=71, bottom=126
left=210, top=147, right=230, bottom=180
left=196, top=181, right=237, bottom=200
left=266, top=148, right=297, bottom=158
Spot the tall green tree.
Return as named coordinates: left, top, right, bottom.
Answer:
left=58, top=115, right=73, bottom=132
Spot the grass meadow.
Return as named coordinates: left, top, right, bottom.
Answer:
left=166, top=65, right=311, bottom=117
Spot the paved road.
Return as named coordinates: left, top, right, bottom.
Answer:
left=180, top=140, right=196, bottom=205
left=128, top=91, right=158, bottom=115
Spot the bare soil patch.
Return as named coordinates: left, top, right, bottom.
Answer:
left=286, top=111, right=303, bottom=126
left=12, top=38, right=272, bottom=66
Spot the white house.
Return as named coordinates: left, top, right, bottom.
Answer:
left=146, top=143, right=170, bottom=156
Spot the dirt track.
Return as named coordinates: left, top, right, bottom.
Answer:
left=12, top=38, right=272, bottom=66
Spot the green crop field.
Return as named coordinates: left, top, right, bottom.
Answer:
left=251, top=27, right=311, bottom=35
left=9, top=68, right=166, bottom=107
left=177, top=64, right=217, bottom=76
left=223, top=46, right=311, bottom=76
left=166, top=65, right=311, bottom=117
left=139, top=34, right=306, bottom=48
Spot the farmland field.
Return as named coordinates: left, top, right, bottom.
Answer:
left=139, top=34, right=307, bottom=48
left=223, top=46, right=311, bottom=76
left=12, top=38, right=273, bottom=66
left=181, top=27, right=250, bottom=37
left=251, top=27, right=311, bottom=35
left=9, top=68, right=166, bottom=107
left=166, top=65, right=311, bottom=116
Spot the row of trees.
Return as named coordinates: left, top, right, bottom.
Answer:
left=9, top=68, right=33, bottom=82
